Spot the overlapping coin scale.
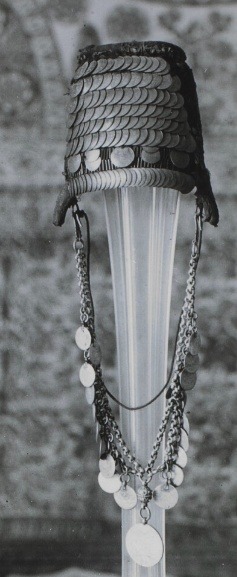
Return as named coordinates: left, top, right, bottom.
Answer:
left=64, top=51, right=198, bottom=198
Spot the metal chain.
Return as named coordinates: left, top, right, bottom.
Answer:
left=73, top=202, right=203, bottom=486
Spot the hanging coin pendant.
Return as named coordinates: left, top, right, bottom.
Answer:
left=85, top=385, right=95, bottom=405
left=171, top=464, right=184, bottom=487
left=114, top=486, right=137, bottom=510
left=75, top=326, right=91, bottom=351
left=180, top=428, right=189, bottom=452
left=126, top=524, right=163, bottom=567
left=153, top=483, right=178, bottom=510
left=185, top=352, right=200, bottom=373
left=79, top=363, right=95, bottom=387
left=99, top=454, right=116, bottom=478
left=189, top=332, right=201, bottom=355
left=89, top=342, right=102, bottom=366
left=182, top=413, right=190, bottom=435
left=98, top=472, right=121, bottom=494
left=181, top=369, right=197, bottom=391
left=176, top=447, right=188, bottom=468
left=111, top=146, right=135, bottom=167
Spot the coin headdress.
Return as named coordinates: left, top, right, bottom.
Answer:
left=54, top=41, right=218, bottom=227
left=53, top=41, right=219, bottom=569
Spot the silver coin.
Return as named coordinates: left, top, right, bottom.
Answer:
left=89, top=342, right=102, bottom=366
left=166, top=134, right=180, bottom=148
left=157, top=91, right=171, bottom=106
left=111, top=147, right=135, bottom=168
left=70, top=80, right=83, bottom=98
left=156, top=58, right=170, bottom=74
left=129, top=168, right=139, bottom=187
left=110, top=56, right=125, bottom=71
left=114, top=486, right=137, bottom=510
left=169, top=75, right=182, bottom=92
left=165, top=108, right=180, bottom=120
left=85, top=385, right=95, bottom=405
left=174, top=93, right=185, bottom=109
left=85, top=158, right=102, bottom=172
left=171, top=465, right=184, bottom=487
left=95, top=58, right=112, bottom=74
left=139, top=72, right=162, bottom=89
left=75, top=326, right=91, bottom=350
left=85, top=149, right=100, bottom=162
left=160, top=133, right=172, bottom=147
left=99, top=454, right=116, bottom=478
left=180, top=428, right=189, bottom=452
left=181, top=369, right=197, bottom=391
left=166, top=92, right=178, bottom=108
left=182, top=413, right=190, bottom=435
left=128, top=55, right=142, bottom=70
left=170, top=150, right=190, bottom=168
left=176, top=447, right=188, bottom=468
left=153, top=483, right=178, bottom=509
left=165, top=120, right=179, bottom=133
left=185, top=352, right=200, bottom=373
left=126, top=523, right=163, bottom=567
left=79, top=363, right=95, bottom=388
left=73, top=61, right=90, bottom=80
left=67, top=154, right=81, bottom=174
left=189, top=332, right=201, bottom=355
left=82, top=75, right=95, bottom=94
left=141, top=148, right=161, bottom=164
left=98, top=472, right=121, bottom=494
left=159, top=74, right=173, bottom=89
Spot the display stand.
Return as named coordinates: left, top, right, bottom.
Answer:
left=104, top=186, right=180, bottom=577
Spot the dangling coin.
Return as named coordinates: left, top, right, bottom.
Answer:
left=182, top=413, right=190, bottom=435
left=98, top=472, right=121, bottom=493
left=75, top=326, right=91, bottom=351
left=85, top=149, right=100, bottom=161
left=141, top=147, right=161, bottom=164
left=153, top=483, right=178, bottom=509
left=85, top=385, right=95, bottom=405
left=181, top=369, right=197, bottom=390
left=114, top=486, right=137, bottom=510
left=171, top=464, right=184, bottom=487
left=99, top=454, right=116, bottom=478
left=189, top=332, right=201, bottom=355
left=89, top=342, right=102, bottom=366
left=170, top=149, right=190, bottom=168
left=126, top=523, right=163, bottom=567
left=67, top=154, right=81, bottom=174
left=176, top=447, right=188, bottom=468
left=85, top=157, right=101, bottom=171
left=185, top=352, right=200, bottom=373
left=111, top=146, right=135, bottom=167
left=180, top=428, right=189, bottom=452
left=79, top=363, right=95, bottom=387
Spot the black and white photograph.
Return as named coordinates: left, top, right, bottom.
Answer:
left=0, top=1, right=236, bottom=577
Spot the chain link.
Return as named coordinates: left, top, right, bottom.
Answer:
left=73, top=203, right=203, bottom=487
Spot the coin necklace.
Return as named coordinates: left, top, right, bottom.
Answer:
left=73, top=199, right=203, bottom=568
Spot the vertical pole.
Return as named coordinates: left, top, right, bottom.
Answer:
left=104, top=186, right=180, bottom=577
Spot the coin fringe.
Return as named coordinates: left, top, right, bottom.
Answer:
left=67, top=168, right=195, bottom=197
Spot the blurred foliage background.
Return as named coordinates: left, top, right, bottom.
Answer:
left=0, top=1, right=236, bottom=576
